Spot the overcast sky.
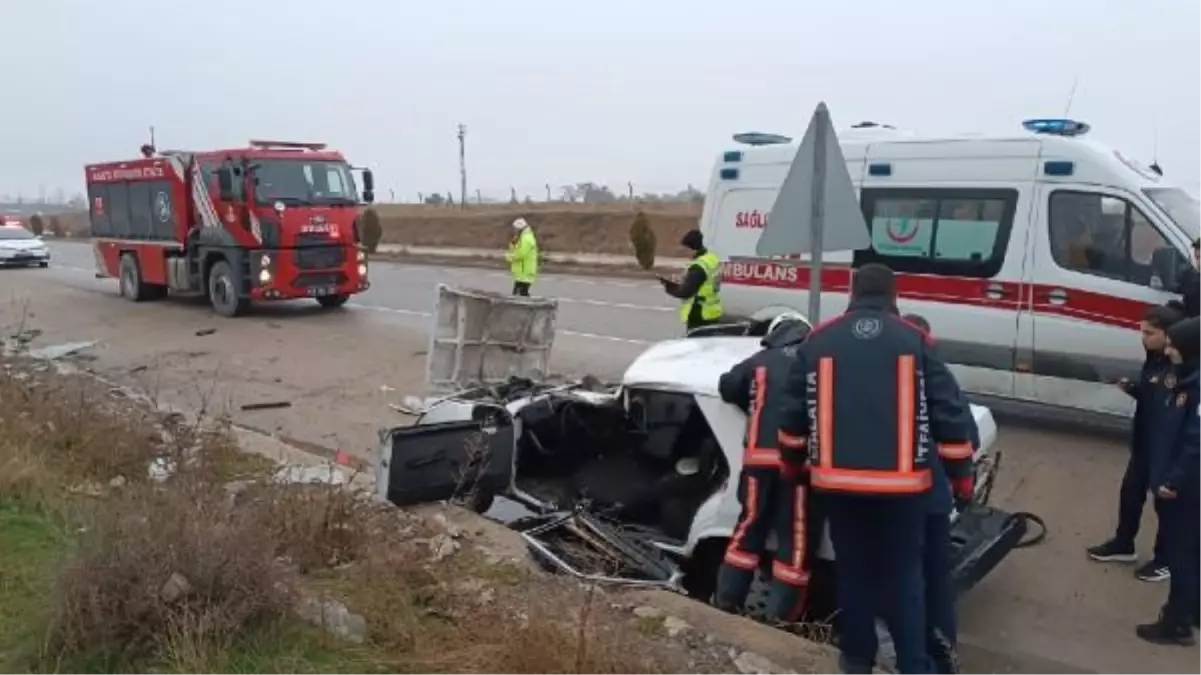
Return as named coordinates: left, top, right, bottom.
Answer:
left=1, top=0, right=1197, bottom=201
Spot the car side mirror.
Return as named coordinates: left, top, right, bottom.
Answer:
left=216, top=167, right=236, bottom=202
left=362, top=169, right=375, bottom=204
left=1151, top=246, right=1186, bottom=291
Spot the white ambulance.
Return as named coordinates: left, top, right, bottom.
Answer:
left=702, top=119, right=1199, bottom=424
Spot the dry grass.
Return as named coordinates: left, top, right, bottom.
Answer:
left=0, top=355, right=723, bottom=674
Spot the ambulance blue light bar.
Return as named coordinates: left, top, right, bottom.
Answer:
left=732, top=132, right=793, bottom=146
left=1021, top=119, right=1091, bottom=137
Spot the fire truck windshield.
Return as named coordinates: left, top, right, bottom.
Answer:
left=252, top=158, right=358, bottom=206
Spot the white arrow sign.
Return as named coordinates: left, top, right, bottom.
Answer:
left=755, top=102, right=870, bottom=323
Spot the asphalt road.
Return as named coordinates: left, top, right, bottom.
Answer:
left=28, top=241, right=1201, bottom=674
left=47, top=240, right=674, bottom=379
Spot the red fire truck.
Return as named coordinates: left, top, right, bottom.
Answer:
left=85, top=140, right=375, bottom=317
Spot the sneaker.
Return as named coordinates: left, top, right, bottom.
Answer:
left=1135, top=560, right=1171, bottom=582
left=1087, top=539, right=1137, bottom=563
left=1136, top=617, right=1196, bottom=646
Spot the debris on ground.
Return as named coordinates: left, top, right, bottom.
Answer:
left=293, top=594, right=367, bottom=644
left=26, top=340, right=98, bottom=361
left=158, top=572, right=194, bottom=604
left=194, top=328, right=217, bottom=337
left=240, top=400, right=292, bottom=412
left=272, top=464, right=349, bottom=486
left=733, top=650, right=792, bottom=674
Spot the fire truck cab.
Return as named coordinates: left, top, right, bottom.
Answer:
left=85, top=140, right=375, bottom=317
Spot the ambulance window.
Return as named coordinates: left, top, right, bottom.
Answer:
left=1048, top=191, right=1184, bottom=289
left=855, top=188, right=1018, bottom=278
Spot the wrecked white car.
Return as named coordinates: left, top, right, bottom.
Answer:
left=376, top=333, right=1028, bottom=618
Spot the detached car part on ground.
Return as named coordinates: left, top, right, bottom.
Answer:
left=376, top=334, right=1034, bottom=622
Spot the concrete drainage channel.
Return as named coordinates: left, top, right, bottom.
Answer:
left=8, top=336, right=841, bottom=674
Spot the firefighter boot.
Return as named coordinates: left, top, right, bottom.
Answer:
left=713, top=563, right=757, bottom=613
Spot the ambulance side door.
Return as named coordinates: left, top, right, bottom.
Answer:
left=1023, top=185, right=1191, bottom=416
left=853, top=187, right=1024, bottom=400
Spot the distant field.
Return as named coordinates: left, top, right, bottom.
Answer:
left=49, top=202, right=705, bottom=258
left=374, top=202, right=702, bottom=256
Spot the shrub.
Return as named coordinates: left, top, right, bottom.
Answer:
left=629, top=210, right=657, bottom=270
left=48, top=216, right=64, bottom=237
left=360, top=208, right=383, bottom=253
left=27, top=214, right=44, bottom=236
left=45, top=482, right=294, bottom=665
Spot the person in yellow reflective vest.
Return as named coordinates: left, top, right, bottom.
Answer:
left=658, top=229, right=723, bottom=332
left=506, top=217, right=539, bottom=296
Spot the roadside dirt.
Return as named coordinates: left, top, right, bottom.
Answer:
left=51, top=202, right=704, bottom=258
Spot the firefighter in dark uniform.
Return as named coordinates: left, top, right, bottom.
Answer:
left=1137, top=316, right=1201, bottom=645
left=713, top=312, right=814, bottom=622
left=903, top=313, right=981, bottom=674
left=775, top=264, right=975, bottom=675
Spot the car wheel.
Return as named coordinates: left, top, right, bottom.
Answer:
left=119, top=254, right=150, bottom=302
left=37, top=262, right=48, bottom=268
left=316, top=293, right=350, bottom=309
left=207, top=260, right=248, bottom=317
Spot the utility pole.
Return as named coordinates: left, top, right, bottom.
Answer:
left=627, top=181, right=634, bottom=201
left=545, top=183, right=551, bottom=202
left=475, top=188, right=482, bottom=204
left=149, top=125, right=156, bottom=148
left=457, top=123, right=467, bottom=210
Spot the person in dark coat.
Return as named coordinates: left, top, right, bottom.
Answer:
left=1180, top=238, right=1199, bottom=318
left=902, top=313, right=980, bottom=674
left=714, top=313, right=815, bottom=623
left=1136, top=316, right=1200, bottom=645
left=658, top=230, right=724, bottom=333
left=774, top=264, right=974, bottom=674
left=1088, top=304, right=1186, bottom=581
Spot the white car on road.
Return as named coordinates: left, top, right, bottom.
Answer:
left=0, top=226, right=50, bottom=268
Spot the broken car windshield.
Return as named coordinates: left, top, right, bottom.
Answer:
left=252, top=159, right=358, bottom=206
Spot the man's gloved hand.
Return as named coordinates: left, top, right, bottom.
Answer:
left=950, top=475, right=974, bottom=513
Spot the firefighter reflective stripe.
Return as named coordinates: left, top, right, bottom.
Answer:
left=938, top=442, right=973, bottom=460
left=810, top=468, right=933, bottom=493
left=771, top=483, right=810, bottom=587
left=745, top=366, right=783, bottom=468
left=747, top=366, right=768, bottom=450
left=817, top=356, right=834, bottom=469
left=896, top=354, right=916, bottom=474
left=724, top=476, right=761, bottom=570
left=744, top=448, right=782, bottom=467
left=778, top=430, right=807, bottom=449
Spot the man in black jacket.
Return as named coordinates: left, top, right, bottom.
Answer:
left=713, top=313, right=814, bottom=623
left=1180, top=238, right=1199, bottom=318
left=658, top=230, right=724, bottom=333
left=902, top=313, right=980, bottom=674
left=1088, top=303, right=1185, bottom=582
left=775, top=264, right=974, bottom=674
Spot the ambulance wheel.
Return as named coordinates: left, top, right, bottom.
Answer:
left=207, top=260, right=248, bottom=318
left=119, top=254, right=150, bottom=302
left=316, top=293, right=350, bottom=309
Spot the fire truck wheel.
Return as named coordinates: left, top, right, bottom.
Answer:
left=119, top=254, right=150, bottom=302
left=316, top=293, right=350, bottom=309
left=207, top=260, right=248, bottom=318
